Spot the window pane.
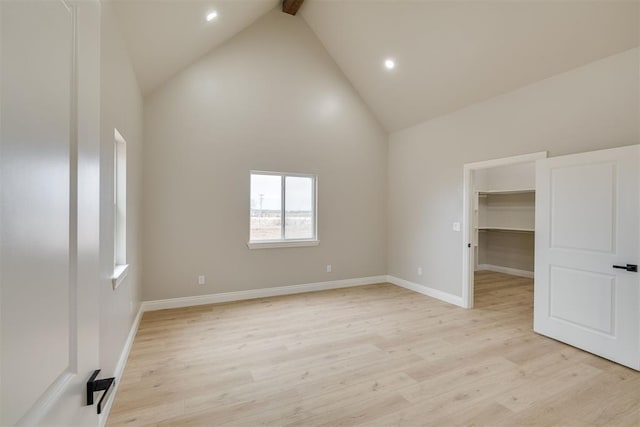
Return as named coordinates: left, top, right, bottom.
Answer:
left=285, top=176, right=314, bottom=239
left=250, top=174, right=282, bottom=241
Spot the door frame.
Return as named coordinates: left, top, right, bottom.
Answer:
left=461, top=151, right=547, bottom=309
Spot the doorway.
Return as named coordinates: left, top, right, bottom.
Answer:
left=461, top=152, right=547, bottom=309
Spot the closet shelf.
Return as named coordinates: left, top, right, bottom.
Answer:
left=478, top=188, right=535, bottom=196
left=477, top=226, right=534, bottom=233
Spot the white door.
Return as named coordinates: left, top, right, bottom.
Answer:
left=534, top=145, right=639, bottom=370
left=1, top=1, right=102, bottom=425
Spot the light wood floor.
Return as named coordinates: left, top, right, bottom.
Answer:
left=108, top=272, right=640, bottom=426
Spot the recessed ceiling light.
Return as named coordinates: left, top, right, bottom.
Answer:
left=206, top=11, right=218, bottom=22
left=384, top=58, right=396, bottom=70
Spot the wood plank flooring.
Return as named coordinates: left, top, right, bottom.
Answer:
left=107, top=271, right=640, bottom=426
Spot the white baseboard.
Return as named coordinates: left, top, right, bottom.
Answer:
left=98, top=304, right=144, bottom=427
left=141, top=275, right=388, bottom=312
left=386, top=275, right=465, bottom=307
left=477, top=264, right=534, bottom=278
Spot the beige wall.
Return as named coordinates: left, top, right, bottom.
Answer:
left=389, top=48, right=639, bottom=297
left=479, top=232, right=535, bottom=272
left=99, top=1, right=143, bottom=378
left=142, top=10, right=387, bottom=300
left=474, top=162, right=535, bottom=193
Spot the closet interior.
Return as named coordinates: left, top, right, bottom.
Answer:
left=473, top=162, right=536, bottom=280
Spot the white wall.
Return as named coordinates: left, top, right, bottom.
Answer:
left=142, top=9, right=387, bottom=301
left=474, top=162, right=535, bottom=192
left=99, top=1, right=143, bottom=380
left=389, top=48, right=640, bottom=297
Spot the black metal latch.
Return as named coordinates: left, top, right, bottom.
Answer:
left=87, top=370, right=115, bottom=414
left=613, top=264, right=638, bottom=272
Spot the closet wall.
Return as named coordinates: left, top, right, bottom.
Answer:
left=474, top=162, right=536, bottom=277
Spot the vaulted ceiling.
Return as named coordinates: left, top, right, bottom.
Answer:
left=112, top=0, right=279, bottom=95
left=302, top=0, right=639, bottom=131
left=113, top=0, right=640, bottom=132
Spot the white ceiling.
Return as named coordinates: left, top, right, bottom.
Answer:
left=112, top=0, right=279, bottom=95
left=301, top=0, right=640, bottom=131
left=113, top=0, right=639, bottom=132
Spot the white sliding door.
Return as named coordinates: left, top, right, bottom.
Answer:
left=534, top=145, right=639, bottom=370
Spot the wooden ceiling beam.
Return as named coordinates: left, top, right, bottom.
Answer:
left=282, top=0, right=305, bottom=16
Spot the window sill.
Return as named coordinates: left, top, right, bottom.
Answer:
left=112, top=264, right=129, bottom=290
left=247, top=240, right=319, bottom=250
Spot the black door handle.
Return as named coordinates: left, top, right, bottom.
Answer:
left=87, top=370, right=115, bottom=414
left=613, top=264, right=638, bottom=272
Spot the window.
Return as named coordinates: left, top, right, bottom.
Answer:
left=248, top=171, right=318, bottom=249
left=112, top=129, right=128, bottom=288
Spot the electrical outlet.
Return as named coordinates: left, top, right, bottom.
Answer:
left=198, top=275, right=206, bottom=285
left=452, top=222, right=461, bottom=232
left=326, top=264, right=332, bottom=273
left=417, top=267, right=423, bottom=276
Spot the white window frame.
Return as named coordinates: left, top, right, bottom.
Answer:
left=112, top=129, right=128, bottom=288
left=248, top=170, right=319, bottom=249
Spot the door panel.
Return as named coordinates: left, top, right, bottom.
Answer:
left=549, top=266, right=614, bottom=335
left=550, top=162, right=615, bottom=252
left=535, top=145, right=639, bottom=370
left=1, top=2, right=72, bottom=424
left=1, top=1, right=101, bottom=425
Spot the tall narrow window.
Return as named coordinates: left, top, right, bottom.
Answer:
left=248, top=171, right=318, bottom=249
left=112, top=129, right=128, bottom=288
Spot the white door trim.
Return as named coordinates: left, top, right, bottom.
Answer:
left=461, top=151, right=547, bottom=308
